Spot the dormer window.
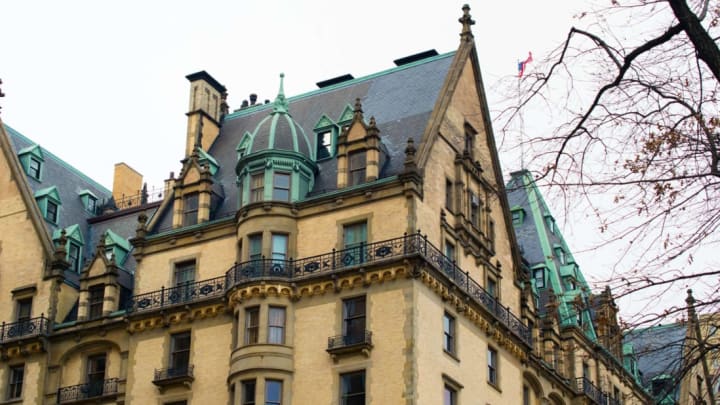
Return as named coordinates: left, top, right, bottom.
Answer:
left=103, top=229, right=131, bottom=266
left=545, top=215, right=555, bottom=234
left=511, top=206, right=525, bottom=226
left=348, top=151, right=366, bottom=186
left=79, top=190, right=98, bottom=214
left=555, top=247, right=566, bottom=264
left=35, top=186, right=61, bottom=224
left=316, top=130, right=333, bottom=160
left=68, top=242, right=81, bottom=272
left=54, top=224, right=85, bottom=273
left=533, top=267, right=545, bottom=289
left=18, top=144, right=44, bottom=181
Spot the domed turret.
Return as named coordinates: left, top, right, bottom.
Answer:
left=236, top=74, right=317, bottom=206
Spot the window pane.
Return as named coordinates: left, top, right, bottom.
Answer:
left=183, top=193, right=199, bottom=226
left=443, top=313, right=455, bottom=354
left=343, top=296, right=366, bottom=343
left=273, top=173, right=290, bottom=201
left=268, top=307, right=285, bottom=344
left=317, top=131, right=332, bottom=160
left=271, top=234, right=288, bottom=261
left=17, top=299, right=32, bottom=321
left=341, top=371, right=365, bottom=405
left=47, top=201, right=58, bottom=222
left=89, top=285, right=104, bottom=320
left=265, top=380, right=282, bottom=405
left=251, top=173, right=265, bottom=202
left=348, top=151, right=366, bottom=186
left=29, top=158, right=41, bottom=179
left=171, top=332, right=191, bottom=370
left=444, top=385, right=456, bottom=405
left=242, top=380, right=256, bottom=405
left=68, top=243, right=81, bottom=272
left=8, top=365, right=24, bottom=399
left=249, top=235, right=262, bottom=261
left=245, top=307, right=259, bottom=344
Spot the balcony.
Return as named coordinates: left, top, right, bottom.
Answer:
left=57, top=378, right=119, bottom=404
left=0, top=316, right=49, bottom=343
left=127, top=276, right=226, bottom=313
left=127, top=232, right=532, bottom=347
left=575, top=377, right=607, bottom=404
left=153, top=365, right=194, bottom=388
left=327, top=330, right=373, bottom=358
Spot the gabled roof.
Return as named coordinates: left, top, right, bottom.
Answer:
left=151, top=51, right=455, bottom=231
left=506, top=170, right=598, bottom=339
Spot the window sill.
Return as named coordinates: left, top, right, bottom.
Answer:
left=1, top=398, right=24, bottom=405
left=443, top=349, right=460, bottom=362
left=487, top=380, right=502, bottom=393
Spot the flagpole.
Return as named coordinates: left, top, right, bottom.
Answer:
left=518, top=68, right=524, bottom=170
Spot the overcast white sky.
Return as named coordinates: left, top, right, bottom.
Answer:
left=7, top=1, right=702, bottom=321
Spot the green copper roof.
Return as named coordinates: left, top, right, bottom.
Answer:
left=53, top=224, right=83, bottom=243
left=104, top=229, right=131, bottom=251
left=35, top=186, right=61, bottom=201
left=18, top=143, right=44, bottom=159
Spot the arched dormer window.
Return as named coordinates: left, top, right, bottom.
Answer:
left=53, top=225, right=84, bottom=273
left=314, top=114, right=337, bottom=161
left=18, top=144, right=44, bottom=181
left=35, top=186, right=61, bottom=224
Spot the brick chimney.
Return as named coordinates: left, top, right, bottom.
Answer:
left=112, top=162, right=143, bottom=208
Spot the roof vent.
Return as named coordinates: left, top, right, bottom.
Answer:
left=393, top=49, right=438, bottom=66
left=316, top=74, right=355, bottom=88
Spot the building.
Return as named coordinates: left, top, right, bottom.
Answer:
left=0, top=6, right=651, bottom=405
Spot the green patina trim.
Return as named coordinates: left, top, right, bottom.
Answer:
left=105, top=229, right=131, bottom=251
left=223, top=52, right=456, bottom=122
left=337, top=104, right=355, bottom=124
left=197, top=148, right=219, bottom=175
left=248, top=115, right=272, bottom=154
left=237, top=132, right=252, bottom=152
left=5, top=124, right=111, bottom=194
left=268, top=113, right=279, bottom=150
left=18, top=143, right=44, bottom=159
left=313, top=114, right=335, bottom=130
left=35, top=186, right=61, bottom=202
left=78, top=189, right=97, bottom=199
left=52, top=224, right=83, bottom=243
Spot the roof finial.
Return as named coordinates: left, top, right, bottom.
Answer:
left=353, top=97, right=364, bottom=121
left=459, top=4, right=475, bottom=41
left=273, top=73, right=289, bottom=114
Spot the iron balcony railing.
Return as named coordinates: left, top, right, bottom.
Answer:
left=0, top=315, right=49, bottom=342
left=153, top=364, right=194, bottom=383
left=127, top=276, right=226, bottom=313
left=575, top=377, right=607, bottom=404
left=127, top=232, right=531, bottom=347
left=328, top=330, right=373, bottom=350
left=57, top=378, right=118, bottom=403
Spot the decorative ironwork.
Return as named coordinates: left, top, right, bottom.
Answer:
left=327, top=330, right=373, bottom=350
left=0, top=315, right=49, bottom=342
left=153, top=365, right=194, bottom=386
left=128, top=232, right=531, bottom=347
left=57, top=378, right=119, bottom=403
left=575, top=377, right=606, bottom=404
left=127, top=276, right=225, bottom=313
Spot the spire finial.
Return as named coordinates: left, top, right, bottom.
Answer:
left=273, top=73, right=289, bottom=114
left=459, top=4, right=475, bottom=40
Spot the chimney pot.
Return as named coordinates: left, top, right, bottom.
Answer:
left=250, top=93, right=258, bottom=105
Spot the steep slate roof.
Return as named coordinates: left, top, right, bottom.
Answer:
left=623, top=322, right=687, bottom=403
left=4, top=123, right=147, bottom=285
left=151, top=51, right=454, bottom=231
left=505, top=170, right=598, bottom=340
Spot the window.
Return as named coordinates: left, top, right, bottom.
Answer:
left=343, top=222, right=367, bottom=265
left=170, top=332, right=191, bottom=373
left=340, top=370, right=365, bottom=405
left=241, top=380, right=256, bottom=405
left=443, top=312, right=456, bottom=355
left=445, top=179, right=453, bottom=210
left=556, top=248, right=566, bottom=264
left=443, top=241, right=455, bottom=274
left=87, top=196, right=97, bottom=213
left=582, top=362, right=590, bottom=380
left=348, top=151, right=366, bottom=186
left=470, top=192, right=479, bottom=227
left=86, top=354, right=107, bottom=397
left=88, top=285, right=104, bottom=320
left=271, top=234, right=288, bottom=262
left=464, top=123, right=476, bottom=158
left=576, top=309, right=583, bottom=326
left=268, top=307, right=286, bottom=344
left=443, top=384, right=457, bottom=405
left=343, top=296, right=366, bottom=344
left=46, top=200, right=58, bottom=223
left=487, top=347, right=498, bottom=385
left=7, top=364, right=24, bottom=400
left=249, top=234, right=263, bottom=261
left=511, top=209, right=524, bottom=226
left=317, top=130, right=333, bottom=160
left=546, top=216, right=555, bottom=234
left=174, top=261, right=196, bottom=303
left=523, top=385, right=530, bottom=405
left=16, top=298, right=32, bottom=322
left=265, top=380, right=282, bottom=405
left=183, top=193, right=199, bottom=226
left=487, top=278, right=497, bottom=299
left=245, top=307, right=259, bottom=344
left=28, top=157, right=42, bottom=180
left=533, top=268, right=545, bottom=289
left=68, top=242, right=81, bottom=273
left=251, top=172, right=264, bottom=202
left=272, top=172, right=290, bottom=201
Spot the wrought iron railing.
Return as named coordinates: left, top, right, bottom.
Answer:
left=128, top=232, right=531, bottom=347
left=153, top=364, right=194, bottom=382
left=0, top=315, right=49, bottom=342
left=328, top=330, right=373, bottom=350
left=57, top=378, right=118, bottom=403
left=127, top=276, right=226, bottom=313
left=575, top=377, right=606, bottom=404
